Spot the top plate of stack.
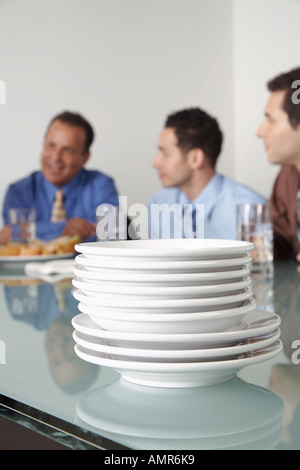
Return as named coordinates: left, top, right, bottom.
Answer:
left=75, top=239, right=254, bottom=261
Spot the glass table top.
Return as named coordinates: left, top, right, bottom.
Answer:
left=0, top=259, right=299, bottom=450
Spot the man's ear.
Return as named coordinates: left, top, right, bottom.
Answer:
left=187, top=148, right=206, bottom=170
left=82, top=151, right=90, bottom=165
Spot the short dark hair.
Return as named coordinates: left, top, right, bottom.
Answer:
left=164, top=107, right=223, bottom=168
left=267, top=67, right=300, bottom=128
left=47, top=111, right=95, bottom=153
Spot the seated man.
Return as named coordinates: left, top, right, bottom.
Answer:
left=148, top=107, right=265, bottom=239
left=0, top=111, right=119, bottom=243
left=257, top=67, right=300, bottom=260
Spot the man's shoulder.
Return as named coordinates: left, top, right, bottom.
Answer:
left=221, top=174, right=266, bottom=203
left=276, top=164, right=298, bottom=180
left=81, top=169, right=115, bottom=184
left=7, top=171, right=42, bottom=191
left=148, top=187, right=180, bottom=205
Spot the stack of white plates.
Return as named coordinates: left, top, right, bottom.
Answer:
left=72, top=239, right=282, bottom=387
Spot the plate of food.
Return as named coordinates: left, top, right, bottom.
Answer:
left=0, top=235, right=79, bottom=265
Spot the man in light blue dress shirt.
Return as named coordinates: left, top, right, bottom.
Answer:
left=0, top=111, right=119, bottom=242
left=148, top=108, right=266, bottom=240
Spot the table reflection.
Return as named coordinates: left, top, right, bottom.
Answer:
left=75, top=376, right=283, bottom=450
left=269, top=262, right=300, bottom=450
left=2, top=278, right=76, bottom=329
left=0, top=261, right=300, bottom=449
left=0, top=275, right=99, bottom=395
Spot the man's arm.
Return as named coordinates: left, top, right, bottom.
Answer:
left=0, top=226, right=11, bottom=244
left=62, top=217, right=96, bottom=240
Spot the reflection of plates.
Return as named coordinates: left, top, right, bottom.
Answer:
left=74, top=340, right=283, bottom=388
left=76, top=376, right=283, bottom=449
left=0, top=252, right=74, bottom=269
left=71, top=310, right=281, bottom=349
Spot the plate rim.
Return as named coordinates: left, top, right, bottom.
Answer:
left=75, top=239, right=254, bottom=258
left=71, top=310, right=281, bottom=343
left=73, top=265, right=251, bottom=282
left=73, top=287, right=253, bottom=308
left=73, top=329, right=281, bottom=359
left=74, top=340, right=283, bottom=371
left=72, top=276, right=252, bottom=295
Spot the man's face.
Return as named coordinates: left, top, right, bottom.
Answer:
left=153, top=127, right=193, bottom=189
left=41, top=120, right=89, bottom=187
left=257, top=90, right=300, bottom=166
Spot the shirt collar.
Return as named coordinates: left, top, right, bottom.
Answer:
left=42, top=170, right=83, bottom=204
left=178, top=173, right=224, bottom=216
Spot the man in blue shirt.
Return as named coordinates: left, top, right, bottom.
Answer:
left=0, top=111, right=119, bottom=242
left=148, top=108, right=266, bottom=239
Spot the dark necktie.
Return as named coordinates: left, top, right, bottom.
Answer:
left=192, top=206, right=197, bottom=235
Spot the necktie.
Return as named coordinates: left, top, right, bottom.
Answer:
left=192, top=206, right=197, bottom=236
left=51, top=190, right=66, bottom=222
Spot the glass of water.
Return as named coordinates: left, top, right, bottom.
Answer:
left=237, top=202, right=273, bottom=276
left=9, top=208, right=36, bottom=244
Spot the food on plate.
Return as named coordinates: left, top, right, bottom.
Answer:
left=0, top=244, right=20, bottom=256
left=0, top=235, right=80, bottom=257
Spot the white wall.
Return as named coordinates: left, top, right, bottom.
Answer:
left=234, top=0, right=300, bottom=197
left=1, top=0, right=299, bottom=229
left=0, top=0, right=234, bottom=224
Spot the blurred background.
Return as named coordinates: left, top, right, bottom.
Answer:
left=0, top=0, right=299, bottom=216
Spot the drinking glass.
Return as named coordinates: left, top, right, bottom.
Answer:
left=237, top=202, right=273, bottom=276
left=9, top=208, right=36, bottom=244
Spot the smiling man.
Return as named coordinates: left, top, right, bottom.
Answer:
left=0, top=111, right=119, bottom=242
left=257, top=67, right=300, bottom=260
left=148, top=108, right=265, bottom=239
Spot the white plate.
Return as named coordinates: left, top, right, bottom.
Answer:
left=74, top=340, right=283, bottom=387
left=75, top=254, right=252, bottom=273
left=73, top=328, right=281, bottom=362
left=71, top=311, right=281, bottom=349
left=75, top=239, right=254, bottom=260
left=73, top=265, right=251, bottom=286
left=0, top=252, right=74, bottom=268
left=72, top=277, right=252, bottom=299
left=73, top=287, right=253, bottom=313
left=77, top=298, right=256, bottom=334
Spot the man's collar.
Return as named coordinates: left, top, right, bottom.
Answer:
left=42, top=170, right=83, bottom=200
left=178, top=173, right=224, bottom=216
